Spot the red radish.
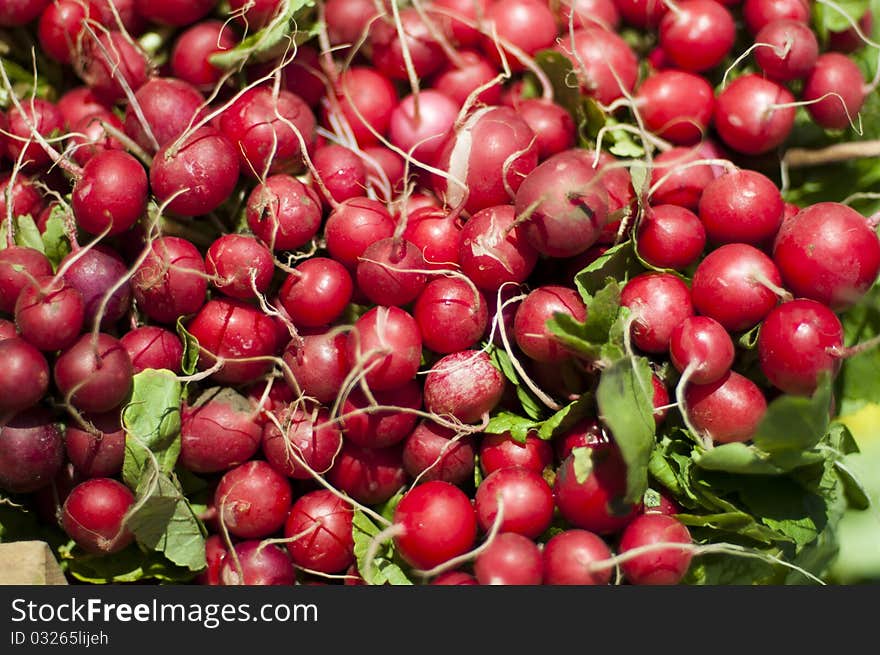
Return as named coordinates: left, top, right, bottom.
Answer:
left=134, top=0, right=216, bottom=26
left=346, top=306, right=422, bottom=392
left=327, top=442, right=407, bottom=505
left=513, top=285, right=588, bottom=362
left=758, top=299, right=844, bottom=396
left=205, top=234, right=274, bottom=301
left=284, top=490, right=354, bottom=574
left=555, top=419, right=610, bottom=462
left=643, top=490, right=683, bottom=515
left=659, top=0, right=735, bottom=72
left=691, top=244, right=783, bottom=332
left=423, top=350, right=506, bottom=423
left=828, top=10, right=873, bottom=53
left=327, top=67, right=398, bottom=146
left=554, top=445, right=641, bottom=535
left=64, top=411, right=125, bottom=479
left=414, top=277, right=488, bottom=354
left=432, top=107, right=539, bottom=215
left=401, top=206, right=463, bottom=270
left=620, top=273, right=695, bottom=354
left=802, top=53, right=867, bottom=131
left=340, top=380, right=422, bottom=449
left=743, top=0, right=810, bottom=34
left=6, top=98, right=64, bottom=170
left=61, top=245, right=132, bottom=329
left=369, top=8, right=446, bottom=80
left=37, top=0, right=97, bottom=65
left=132, top=236, right=208, bottom=324
left=474, top=532, right=543, bottom=585
left=54, top=333, right=133, bottom=414
left=90, top=0, right=145, bottom=34
left=72, top=150, right=147, bottom=236
left=324, top=0, right=379, bottom=45
left=179, top=389, right=262, bottom=474
left=481, top=0, right=558, bottom=71
left=684, top=371, right=768, bottom=444
left=324, top=197, right=396, bottom=270
left=170, top=20, right=237, bottom=91
left=78, top=30, right=150, bottom=104
left=389, top=90, right=458, bottom=165
left=273, top=45, right=325, bottom=108
left=262, top=406, right=343, bottom=478
left=197, top=535, right=227, bottom=585
left=0, top=175, right=45, bottom=230
left=669, top=316, right=736, bottom=385
left=636, top=204, right=706, bottom=270
left=698, top=169, right=784, bottom=247
left=187, top=298, right=280, bottom=385
left=431, top=0, right=489, bottom=47
left=555, top=26, right=639, bottom=105
left=123, top=78, right=206, bottom=152
left=356, top=237, right=428, bottom=307
left=61, top=478, right=134, bottom=555
left=363, top=145, right=406, bottom=193
left=282, top=330, right=350, bottom=405
left=246, top=173, right=323, bottom=251
left=402, top=420, right=475, bottom=485
left=612, top=0, right=668, bottom=28
left=56, top=87, right=110, bottom=129
left=652, top=374, right=671, bottom=426
left=562, top=0, right=622, bottom=30
left=772, top=202, right=880, bottom=311
left=0, top=409, right=64, bottom=494
left=227, top=0, right=282, bottom=29
left=475, top=466, right=554, bottom=538
left=220, top=541, right=296, bottom=586
left=312, top=144, right=367, bottom=205
left=649, top=147, right=715, bottom=211
left=480, top=431, right=554, bottom=476
left=0, top=319, right=16, bottom=340
left=215, top=460, right=292, bottom=539
left=618, top=514, right=693, bottom=585
left=393, top=480, right=477, bottom=570
left=514, top=98, right=576, bottom=159
left=150, top=127, right=240, bottom=217
left=0, top=337, right=49, bottom=414
left=431, top=571, right=479, bottom=585
left=457, top=204, right=539, bottom=292
left=14, top=275, right=84, bottom=351
left=754, top=19, right=819, bottom=82
left=636, top=71, right=714, bottom=145
left=432, top=51, right=503, bottom=107
left=543, top=529, right=614, bottom=585
left=1, top=0, right=52, bottom=26
left=0, top=247, right=53, bottom=314
left=278, top=257, right=353, bottom=328
left=714, top=74, right=795, bottom=155
left=68, top=111, right=125, bottom=166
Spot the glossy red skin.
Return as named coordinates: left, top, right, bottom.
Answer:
left=457, top=204, right=539, bottom=292
left=179, top=393, right=262, bottom=474
left=61, top=478, right=134, bottom=554
left=0, top=409, right=64, bottom=494
left=402, top=420, right=475, bottom=485
left=772, top=203, right=880, bottom=311
left=714, top=74, right=795, bottom=156
left=273, top=45, right=324, bottom=108
left=475, top=466, right=554, bottom=539
left=37, top=0, right=95, bottom=64
left=54, top=333, right=133, bottom=414
left=543, top=529, right=614, bottom=585
left=555, top=26, right=639, bottom=105
left=423, top=350, right=505, bottom=424
left=363, top=146, right=405, bottom=194
left=313, top=144, right=367, bottom=206
left=72, top=150, right=147, bottom=236
left=481, top=0, right=557, bottom=71
left=562, top=0, right=621, bottom=30
left=389, top=91, right=458, bottom=165
left=170, top=20, right=237, bottom=90
left=356, top=238, right=428, bottom=307
left=754, top=20, right=819, bottom=81
left=370, top=8, right=446, bottom=80
left=261, top=406, right=342, bottom=479
left=61, top=245, right=132, bottom=329
left=0, top=318, right=16, bottom=339
left=134, top=0, right=216, bottom=26
left=612, top=0, right=668, bottom=28
left=150, top=127, right=240, bottom=217
left=515, top=149, right=609, bottom=258
left=124, top=77, right=206, bottom=153
left=432, top=107, right=539, bottom=215
left=1, top=0, right=52, bottom=25
left=133, top=236, right=207, bottom=324
left=431, top=0, right=489, bottom=46
left=78, top=31, right=149, bottom=104
left=685, top=371, right=768, bottom=444
left=187, top=298, right=280, bottom=385
left=56, top=87, right=111, bottom=128
left=68, top=110, right=125, bottom=166
left=803, top=53, right=866, bottom=131
left=691, top=243, right=782, bottom=332
left=0, top=338, right=49, bottom=414
left=827, top=10, right=873, bottom=53
left=6, top=98, right=64, bottom=169
left=206, top=234, right=274, bottom=300
left=324, top=198, right=396, bottom=270
left=698, top=170, right=784, bottom=247
left=0, top=175, right=45, bottom=232
left=636, top=205, right=706, bottom=270
left=15, top=276, right=85, bottom=352
left=649, top=147, right=715, bottom=211
left=215, top=461, right=292, bottom=539
left=430, top=571, right=479, bottom=585
left=284, top=489, right=355, bottom=574
left=514, top=285, right=588, bottom=362
left=90, top=0, right=144, bottom=34
left=553, top=446, right=641, bottom=535
left=346, top=306, right=422, bottom=392
left=652, top=374, right=671, bottom=426
left=636, top=71, right=714, bottom=145
left=393, top=480, right=477, bottom=570
left=327, top=442, right=407, bottom=506
left=341, top=379, right=422, bottom=449
left=120, top=326, right=183, bottom=374
left=282, top=330, right=350, bottom=405
left=514, top=99, right=576, bottom=160
left=401, top=207, right=462, bottom=270
left=480, top=432, right=554, bottom=476
left=669, top=316, right=735, bottom=385
left=432, top=50, right=503, bottom=107
left=743, top=0, right=810, bottom=34
left=555, top=418, right=610, bottom=462
left=220, top=87, right=316, bottom=176
left=619, top=514, right=693, bottom=585
left=659, top=0, right=736, bottom=72
left=220, top=541, right=296, bottom=586
left=620, top=273, right=695, bottom=354
left=0, top=246, right=53, bottom=313
left=414, top=277, right=488, bottom=354
left=64, top=411, right=125, bottom=478
left=474, top=532, right=544, bottom=585
left=326, top=67, right=398, bottom=146
left=227, top=0, right=281, bottom=28
left=246, top=174, right=323, bottom=251
left=758, top=299, right=844, bottom=396
left=197, top=535, right=227, bottom=585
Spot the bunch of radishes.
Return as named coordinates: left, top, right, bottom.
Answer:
left=0, top=0, right=877, bottom=586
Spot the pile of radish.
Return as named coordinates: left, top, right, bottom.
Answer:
left=0, top=0, right=878, bottom=586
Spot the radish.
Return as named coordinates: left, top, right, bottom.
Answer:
left=72, top=150, right=147, bottom=236
left=389, top=90, right=458, bottom=165
left=61, top=245, right=132, bottom=329
left=432, top=0, right=490, bottom=47
left=324, top=0, right=379, bottom=45
left=0, top=175, right=45, bottom=229
left=753, top=19, right=819, bottom=82
left=618, top=513, right=693, bottom=585
left=0, top=247, right=53, bottom=314
left=327, top=442, right=407, bottom=505
left=340, top=380, right=422, bottom=449
left=227, top=0, right=282, bottom=29
left=555, top=26, right=639, bottom=105
left=743, top=0, right=810, bottom=35
left=123, top=78, right=206, bottom=152
left=714, top=74, right=795, bottom=155
left=480, top=431, right=554, bottom=475
left=620, top=273, right=695, bottom=354
left=6, top=98, right=64, bottom=170
left=474, top=532, right=543, bottom=585
left=423, top=350, right=506, bottom=423
left=658, top=0, right=736, bottom=72
left=14, top=275, right=84, bottom=352
left=635, top=70, right=714, bottom=145
left=262, top=405, right=343, bottom=479
left=284, top=489, right=354, bottom=574
left=668, top=316, right=736, bottom=385
left=64, top=411, right=125, bottom=479
left=214, top=460, right=292, bottom=539
left=369, top=8, right=447, bottom=80
left=698, top=169, right=784, bottom=247
left=54, top=333, right=133, bottom=414
left=326, top=67, right=398, bottom=146
left=543, top=529, right=614, bottom=585
left=312, top=144, right=367, bottom=205
left=457, top=204, right=538, bottom=292
left=481, top=0, right=558, bottom=71
left=132, top=236, right=208, bottom=325
left=515, top=98, right=577, bottom=159
left=414, top=277, right=488, bottom=354
left=37, top=0, right=97, bottom=65
left=356, top=237, right=428, bottom=307
left=278, top=257, right=353, bottom=328
left=636, top=204, right=706, bottom=270
left=0, top=319, right=16, bottom=340
left=205, top=234, right=274, bottom=301
left=120, top=327, right=183, bottom=376
left=432, top=51, right=503, bottom=107
left=649, top=147, right=715, bottom=211
left=1, top=0, right=52, bottom=26
left=324, top=197, right=396, bottom=270
left=134, top=0, right=217, bottom=27
left=220, top=541, right=295, bottom=586
left=0, top=337, right=49, bottom=414
left=430, top=571, right=479, bottom=585
left=179, top=389, right=262, bottom=474
left=401, top=206, right=463, bottom=270
left=197, top=535, right=227, bottom=586
left=555, top=418, right=610, bottom=461
left=68, top=110, right=125, bottom=166
left=514, top=285, right=588, bottom=362
left=61, top=478, right=135, bottom=555
left=0, top=409, right=64, bottom=494
left=78, top=30, right=150, bottom=105
left=612, top=0, right=668, bottom=28
left=170, top=20, right=237, bottom=91
left=402, top=420, right=475, bottom=485
left=684, top=371, right=768, bottom=444
left=282, top=330, right=351, bottom=405
left=246, top=173, right=323, bottom=251
left=475, top=466, right=554, bottom=538
left=802, top=53, right=867, bottom=131
left=346, top=306, right=422, bottom=392
left=562, top=0, right=622, bottom=30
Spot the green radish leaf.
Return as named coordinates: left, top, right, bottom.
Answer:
left=537, top=394, right=594, bottom=440
left=752, top=374, right=833, bottom=455
left=836, top=285, right=880, bottom=415
left=596, top=356, right=656, bottom=504
left=176, top=317, right=201, bottom=377
left=574, top=240, right=641, bottom=305
left=0, top=214, right=43, bottom=253
left=352, top=511, right=413, bottom=586
left=488, top=345, right=545, bottom=420
left=812, top=0, right=869, bottom=36
left=571, top=446, right=593, bottom=484
left=58, top=542, right=199, bottom=584
left=484, top=411, right=541, bottom=443
left=695, top=443, right=788, bottom=475
left=40, top=208, right=71, bottom=268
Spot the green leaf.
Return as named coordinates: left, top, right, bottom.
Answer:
left=40, top=208, right=71, bottom=268
left=737, top=324, right=762, bottom=350
left=175, top=317, right=200, bottom=376
left=534, top=50, right=606, bottom=145
left=351, top=511, right=413, bottom=586
left=684, top=549, right=780, bottom=585
left=488, top=345, right=545, bottom=420
left=752, top=374, right=833, bottom=455
left=537, top=394, right=593, bottom=440
left=836, top=285, right=880, bottom=415
left=58, top=542, right=198, bottom=584
left=574, top=240, right=641, bottom=304
left=0, top=214, right=43, bottom=252
left=812, top=0, right=870, bottom=35
left=737, top=476, right=829, bottom=548
left=546, top=312, right=603, bottom=361
left=695, top=443, right=788, bottom=475
left=834, top=459, right=871, bottom=510
left=571, top=446, right=593, bottom=484
left=484, top=411, right=540, bottom=443
left=596, top=356, right=656, bottom=504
